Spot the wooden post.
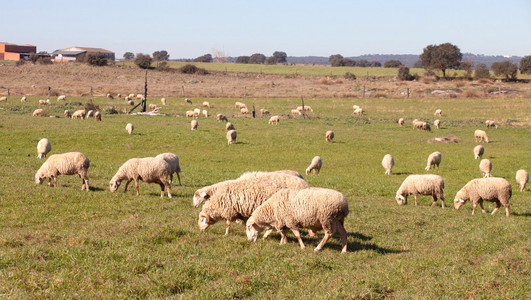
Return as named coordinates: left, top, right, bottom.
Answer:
left=301, top=96, right=305, bottom=120
left=362, top=85, right=365, bottom=98
left=141, top=69, right=147, bottom=112
left=221, top=87, right=224, bottom=96
left=252, top=103, right=256, bottom=118
left=7, top=88, right=9, bottom=96
left=244, top=86, right=247, bottom=97
left=48, top=87, right=51, bottom=97
left=407, top=88, right=410, bottom=98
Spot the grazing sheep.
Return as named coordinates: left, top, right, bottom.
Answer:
left=275, top=170, right=304, bottom=179
left=260, top=108, right=270, bottom=116
left=473, top=145, right=484, bottom=160
left=125, top=123, right=134, bottom=135
left=382, top=154, right=394, bottom=175
left=117, top=93, right=122, bottom=98
left=149, top=104, right=157, bottom=111
left=296, top=106, right=312, bottom=112
left=325, top=130, right=334, bottom=142
left=35, top=152, right=90, bottom=191
left=398, top=118, right=404, bottom=127
left=226, top=122, right=235, bottom=131
left=412, top=120, right=424, bottom=130
left=128, top=93, right=135, bottom=99
left=425, top=151, right=442, bottom=171
left=191, top=119, right=198, bottom=131
left=198, top=178, right=287, bottom=235
left=72, top=110, right=86, bottom=120
left=217, top=113, right=228, bottom=122
left=240, top=107, right=250, bottom=114
left=422, top=122, right=431, bottom=131
left=475, top=130, right=489, bottom=143
left=37, top=138, right=51, bottom=159
left=155, top=152, right=182, bottom=186
left=57, top=95, right=66, bottom=101
left=127, top=100, right=134, bottom=106
left=203, top=101, right=211, bottom=108
left=38, top=99, right=48, bottom=105
left=136, top=94, right=143, bottom=99
left=246, top=187, right=349, bottom=253
left=64, top=110, right=71, bottom=118
left=186, top=110, right=195, bottom=118
left=352, top=105, right=360, bottom=110
left=268, top=115, right=280, bottom=125
left=193, top=108, right=201, bottom=118
left=454, top=177, right=511, bottom=217
left=516, top=169, right=529, bottom=192
left=109, top=157, right=172, bottom=198
left=354, top=108, right=364, bottom=115
left=291, top=109, right=302, bottom=116
left=161, top=98, right=166, bottom=105
left=479, top=159, right=492, bottom=178
left=86, top=110, right=94, bottom=119
left=124, top=96, right=131, bottom=101
left=0, top=96, right=7, bottom=102
left=32, top=109, right=45, bottom=117
left=434, top=109, right=442, bottom=117
left=485, top=120, right=498, bottom=128
left=185, top=98, right=192, bottom=104
left=20, top=96, right=26, bottom=102
left=306, top=156, right=322, bottom=175
left=238, top=171, right=310, bottom=190
left=434, top=119, right=440, bottom=129
left=106, top=93, right=113, bottom=99
left=193, top=179, right=239, bottom=208
left=227, top=130, right=237, bottom=144
left=395, top=174, right=445, bottom=207
left=202, top=110, right=208, bottom=118
left=235, top=101, right=246, bottom=109
left=94, top=111, right=101, bottom=121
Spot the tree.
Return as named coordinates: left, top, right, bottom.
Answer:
left=474, top=63, right=490, bottom=79
left=87, top=53, right=108, bottom=66
left=152, top=50, right=169, bottom=61
left=398, top=66, right=414, bottom=81
left=461, top=60, right=474, bottom=79
left=29, top=52, right=40, bottom=64
left=272, top=51, right=287, bottom=64
left=123, top=52, right=135, bottom=60
left=384, top=60, right=403, bottom=68
left=370, top=61, right=382, bottom=67
left=329, top=54, right=343, bottom=66
left=194, top=54, right=212, bottom=63
left=520, top=55, right=531, bottom=74
left=265, top=56, right=277, bottom=65
left=248, top=53, right=266, bottom=64
left=134, top=53, right=152, bottom=69
left=412, top=60, right=424, bottom=68
left=491, top=61, right=517, bottom=81
left=235, top=56, right=250, bottom=64
left=420, top=43, right=463, bottom=78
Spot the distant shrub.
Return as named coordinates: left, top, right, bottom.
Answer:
left=16, top=60, right=26, bottom=66
left=87, top=53, right=108, bottom=66
left=344, top=72, right=357, bottom=80
left=474, top=63, right=490, bottom=79
left=491, top=61, right=517, bottom=81
left=384, top=60, right=403, bottom=68
left=179, top=64, right=208, bottom=75
left=520, top=55, right=531, bottom=74
left=157, top=61, right=171, bottom=72
left=84, top=101, right=100, bottom=112
left=39, top=57, right=53, bottom=65
left=29, top=53, right=39, bottom=64
left=105, top=107, right=118, bottom=114
left=134, top=53, right=152, bottom=69
left=236, top=56, right=250, bottom=64
left=194, top=54, right=212, bottom=63
left=398, top=66, right=414, bottom=81
left=463, top=90, right=479, bottom=98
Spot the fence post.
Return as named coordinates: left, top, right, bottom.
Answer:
left=407, top=88, right=410, bottom=98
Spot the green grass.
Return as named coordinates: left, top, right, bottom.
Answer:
left=0, top=96, right=530, bottom=298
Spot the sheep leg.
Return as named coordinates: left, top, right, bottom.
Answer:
left=279, top=230, right=288, bottom=245
left=291, top=229, right=305, bottom=249
left=479, top=201, right=486, bottom=213
left=472, top=202, right=477, bottom=215
left=159, top=183, right=165, bottom=198
left=176, top=172, right=182, bottom=186
left=491, top=201, right=501, bottom=215
left=124, top=179, right=132, bottom=192
left=315, top=230, right=332, bottom=252
left=440, top=197, right=446, bottom=208
left=504, top=204, right=510, bottom=217
left=414, top=194, right=418, bottom=206
left=169, top=174, right=173, bottom=185
left=134, top=180, right=140, bottom=196
left=263, top=228, right=273, bottom=239
left=224, top=220, right=231, bottom=235
left=336, top=223, right=348, bottom=254
left=53, top=177, right=57, bottom=187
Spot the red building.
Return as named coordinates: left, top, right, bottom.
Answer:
left=0, top=42, right=37, bottom=61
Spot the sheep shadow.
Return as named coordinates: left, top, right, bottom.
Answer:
left=89, top=186, right=105, bottom=192
left=394, top=172, right=411, bottom=176
left=511, top=212, right=531, bottom=217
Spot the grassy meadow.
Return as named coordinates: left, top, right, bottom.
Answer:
left=0, top=95, right=530, bottom=299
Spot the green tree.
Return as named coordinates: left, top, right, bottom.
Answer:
left=134, top=53, right=152, bottom=69
left=235, top=56, right=250, bottom=64
left=152, top=50, right=169, bottom=61
left=329, top=54, right=343, bottom=66
left=474, top=63, right=490, bottom=79
left=461, top=60, right=474, bottom=79
left=265, top=56, right=277, bottom=65
left=123, top=52, right=135, bottom=60
left=384, top=60, right=403, bottom=68
left=420, top=43, right=463, bottom=78
left=272, top=51, right=287, bottom=64
left=519, top=55, right=531, bottom=74
left=491, top=61, right=517, bottom=81
left=87, top=53, right=108, bottom=66
left=194, top=54, right=212, bottom=63
left=249, top=53, right=266, bottom=64
left=398, top=66, right=413, bottom=81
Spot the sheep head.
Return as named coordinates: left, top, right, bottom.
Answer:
left=246, top=216, right=263, bottom=242
left=35, top=172, right=44, bottom=185
left=193, top=190, right=210, bottom=208
left=454, top=198, right=466, bottom=210
left=109, top=179, right=121, bottom=192
left=198, top=211, right=213, bottom=232
left=396, top=194, right=406, bottom=205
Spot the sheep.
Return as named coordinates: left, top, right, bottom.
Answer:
left=203, top=101, right=211, bottom=108
left=473, top=145, right=484, bottom=160
left=225, top=122, right=235, bottom=131
left=238, top=171, right=310, bottom=190
left=479, top=159, right=492, bottom=178
left=246, top=187, right=349, bottom=253
left=127, top=100, right=134, bottom=106
left=117, top=93, right=122, bottom=98
left=57, top=95, right=66, bottom=101
left=86, top=110, right=94, bottom=119
left=275, top=170, right=304, bottom=179
left=149, top=103, right=158, bottom=111
left=395, top=174, right=445, bottom=207
left=475, top=130, right=489, bottom=143
left=38, top=99, right=48, bottom=105
left=125, top=123, right=134, bottom=135
left=425, top=151, right=442, bottom=171
left=20, top=96, right=26, bottom=102
left=325, top=130, right=334, bottom=142
left=227, top=130, right=237, bottom=144
left=185, top=98, right=192, bottom=104
left=186, top=110, right=195, bottom=118
left=94, top=111, right=101, bottom=121
left=161, top=98, right=166, bottom=105
left=72, top=110, right=86, bottom=120
left=354, top=108, right=364, bottom=115
left=352, top=105, right=360, bottom=110
left=296, top=106, right=312, bottom=112
left=128, top=93, right=135, bottom=99
left=64, top=110, right=71, bottom=118
left=202, top=110, right=208, bottom=118
left=0, top=96, right=7, bottom=102
left=193, top=108, right=201, bottom=118
left=434, top=119, right=440, bottom=129
left=412, top=120, right=424, bottom=130
left=306, top=156, right=322, bottom=175
left=197, top=178, right=287, bottom=235
left=35, top=152, right=90, bottom=191
left=260, top=108, right=270, bottom=116
left=434, top=109, right=442, bottom=117
left=136, top=94, right=143, bottom=99
left=235, top=101, right=246, bottom=109
left=217, top=114, right=228, bottom=122
left=382, top=154, right=394, bottom=175
left=485, top=120, right=498, bottom=128
left=32, top=109, right=45, bottom=117
left=268, top=115, right=280, bottom=125
left=291, top=109, right=302, bottom=116
left=454, top=177, right=511, bottom=217
left=155, top=152, right=182, bottom=186
left=191, top=119, right=198, bottom=130
left=37, top=138, right=51, bottom=159
left=398, top=118, right=404, bottom=127
left=240, top=107, right=250, bottom=114
left=109, top=157, right=172, bottom=198
left=422, top=122, right=431, bottom=131
left=516, top=169, right=529, bottom=192
left=124, top=96, right=131, bottom=101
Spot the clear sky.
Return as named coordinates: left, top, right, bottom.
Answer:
left=2, top=0, right=530, bottom=59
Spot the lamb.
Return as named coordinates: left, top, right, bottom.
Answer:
left=72, top=110, right=86, bottom=119
left=20, top=96, right=26, bottom=102
left=395, top=174, right=445, bottom=207
left=35, top=152, right=90, bottom=191
left=125, top=123, right=134, bottom=135
left=479, top=159, right=492, bottom=178
left=197, top=178, right=287, bottom=235
left=64, top=110, right=71, bottom=118
left=325, top=130, right=334, bottom=142
left=291, top=109, right=302, bottom=116
left=475, top=130, right=489, bottom=143
left=86, top=110, right=94, bottom=119
left=185, top=98, right=192, bottom=104
left=191, top=119, right=198, bottom=130
left=57, top=95, right=66, bottom=101
left=425, top=151, right=442, bottom=171
left=238, top=171, right=310, bottom=190
left=485, top=120, right=498, bottom=128
left=398, top=118, right=404, bottom=127
left=434, top=109, right=442, bottom=117
left=516, top=169, right=529, bottom=192
left=268, top=116, right=280, bottom=124
left=37, top=138, right=51, bottom=159
left=202, top=101, right=211, bottom=108
left=186, top=111, right=195, bottom=118
left=202, top=110, right=208, bottom=118
left=226, top=122, right=235, bottom=131
left=149, top=104, right=158, bottom=111
left=217, top=114, right=228, bottom=122
left=382, top=154, right=394, bottom=175
left=434, top=119, right=440, bottom=129
left=227, top=130, right=237, bottom=144
left=353, top=108, right=364, bottom=115
left=260, top=108, right=270, bottom=116
left=161, top=98, right=166, bottom=105
left=412, top=120, right=424, bottom=130
left=454, top=177, right=511, bottom=217
left=155, top=152, right=182, bottom=186
left=240, top=107, right=250, bottom=114
left=246, top=187, right=349, bottom=253
left=109, top=157, right=172, bottom=198
left=473, top=145, right=484, bottom=160
left=0, top=96, right=7, bottom=102
left=306, top=156, right=322, bottom=175
left=32, top=109, right=45, bottom=117
left=94, top=111, right=101, bottom=121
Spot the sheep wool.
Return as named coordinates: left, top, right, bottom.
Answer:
left=32, top=109, right=45, bottom=117
left=94, top=111, right=101, bottom=121
left=434, top=109, right=442, bottom=116
left=227, top=130, right=237, bottom=144
left=217, top=114, right=228, bottom=122
left=395, top=174, right=445, bottom=207
left=269, top=116, right=280, bottom=125
left=515, top=169, right=528, bottom=192
left=434, top=119, right=440, bottom=129
left=155, top=152, right=182, bottom=186
left=246, top=187, right=349, bottom=253
left=35, top=152, right=90, bottom=191
left=193, top=179, right=239, bottom=208
left=474, top=130, right=489, bottom=143
left=240, top=107, right=250, bottom=114
left=37, top=138, right=52, bottom=159
left=86, top=110, right=94, bottom=119
left=306, top=156, right=322, bottom=175
left=20, top=96, right=26, bottom=102
left=473, top=145, right=484, bottom=160
left=57, top=95, right=66, bottom=101
left=0, top=96, right=7, bottom=102
left=382, top=154, right=394, bottom=175
left=125, top=123, right=134, bottom=135
left=64, top=110, right=71, bottom=118
left=186, top=111, right=195, bottom=118
left=291, top=109, right=301, bottom=116
left=109, top=157, right=172, bottom=198
left=274, top=170, right=304, bottom=179
left=479, top=159, right=492, bottom=178
left=454, top=177, right=512, bottom=217
left=325, top=131, right=334, bottom=142
left=354, top=108, right=364, bottom=115
left=191, top=119, right=198, bottom=131
left=202, top=101, right=210, bottom=108
left=225, top=122, right=235, bottom=131
left=485, top=120, right=498, bottom=128
left=161, top=98, right=166, bottom=105
left=202, top=110, right=208, bottom=118
left=238, top=171, right=310, bottom=190
left=398, top=118, right=404, bottom=127
left=260, top=108, right=270, bottom=115
left=72, top=110, right=86, bottom=119
left=425, top=151, right=442, bottom=171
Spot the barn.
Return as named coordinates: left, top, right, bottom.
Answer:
left=0, top=42, right=37, bottom=61
left=51, top=47, right=115, bottom=62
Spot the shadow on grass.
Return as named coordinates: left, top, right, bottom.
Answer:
left=394, top=172, right=411, bottom=175
left=512, top=212, right=531, bottom=217
left=89, top=186, right=105, bottom=192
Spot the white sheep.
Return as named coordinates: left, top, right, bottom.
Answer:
left=217, top=114, right=228, bottom=122
left=86, top=110, right=94, bottom=119
left=125, top=123, right=134, bottom=135
left=425, top=151, right=442, bottom=171
left=185, top=110, right=195, bottom=118
left=434, top=119, right=440, bottom=129
left=57, top=95, right=66, bottom=101
left=148, top=103, right=158, bottom=111
left=291, top=109, right=302, bottom=116
left=136, top=94, right=143, bottom=99
left=246, top=187, right=349, bottom=253
left=202, top=101, right=211, bottom=108
left=227, top=130, right=237, bottom=144
left=485, top=120, right=498, bottom=128
left=240, top=107, right=250, bottom=114
left=422, top=122, right=431, bottom=131
left=235, top=101, right=246, bottom=109
left=117, top=93, right=122, bottom=98
left=128, top=93, right=135, bottom=99
left=268, top=116, right=280, bottom=125
left=398, top=118, right=404, bottom=127
left=197, top=178, right=286, bottom=235
left=0, top=96, right=7, bottom=102
left=479, top=159, right=492, bottom=178
left=226, top=122, right=235, bottom=131
left=473, top=145, right=484, bottom=160
left=353, top=108, right=364, bottom=115
left=64, top=110, right=71, bottom=118
left=238, top=171, right=310, bottom=190
left=454, top=177, right=511, bottom=217
left=32, top=109, right=45, bottom=117
left=306, top=156, right=322, bottom=175
left=325, top=130, right=334, bottom=142
left=202, top=110, right=208, bottom=118
left=275, top=170, right=304, bottom=179
left=37, top=138, right=51, bottom=159
left=434, top=109, right=442, bottom=117
left=109, top=157, right=172, bottom=198
left=95, top=111, right=101, bottom=121
left=193, top=108, right=201, bottom=118
left=260, top=108, right=270, bottom=116
left=412, top=120, right=424, bottom=130
left=516, top=169, right=529, bottom=192
left=352, top=105, right=360, bottom=110
left=382, top=154, right=394, bottom=175
left=191, top=119, right=198, bottom=131
left=72, top=110, right=86, bottom=119
left=35, top=152, right=90, bottom=191
left=127, top=100, right=135, bottom=106
left=185, top=98, right=192, bottom=104
left=38, top=99, right=48, bottom=105
left=107, top=93, right=113, bottom=99
left=155, top=152, right=182, bottom=186
left=161, top=98, right=166, bottom=105
left=395, top=174, right=445, bottom=207
left=474, top=130, right=489, bottom=143
left=20, top=96, right=26, bottom=102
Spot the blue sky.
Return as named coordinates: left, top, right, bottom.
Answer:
left=2, top=0, right=530, bottom=59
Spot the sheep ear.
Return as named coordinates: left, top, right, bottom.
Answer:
left=459, top=199, right=465, bottom=203
left=112, top=182, right=117, bottom=189
left=200, top=191, right=209, bottom=199
left=399, top=195, right=405, bottom=201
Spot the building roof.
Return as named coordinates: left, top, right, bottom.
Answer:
left=51, top=50, right=87, bottom=56
left=0, top=42, right=36, bottom=47
left=57, top=46, right=114, bottom=54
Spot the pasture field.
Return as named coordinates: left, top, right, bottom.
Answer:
left=0, top=95, right=530, bottom=299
